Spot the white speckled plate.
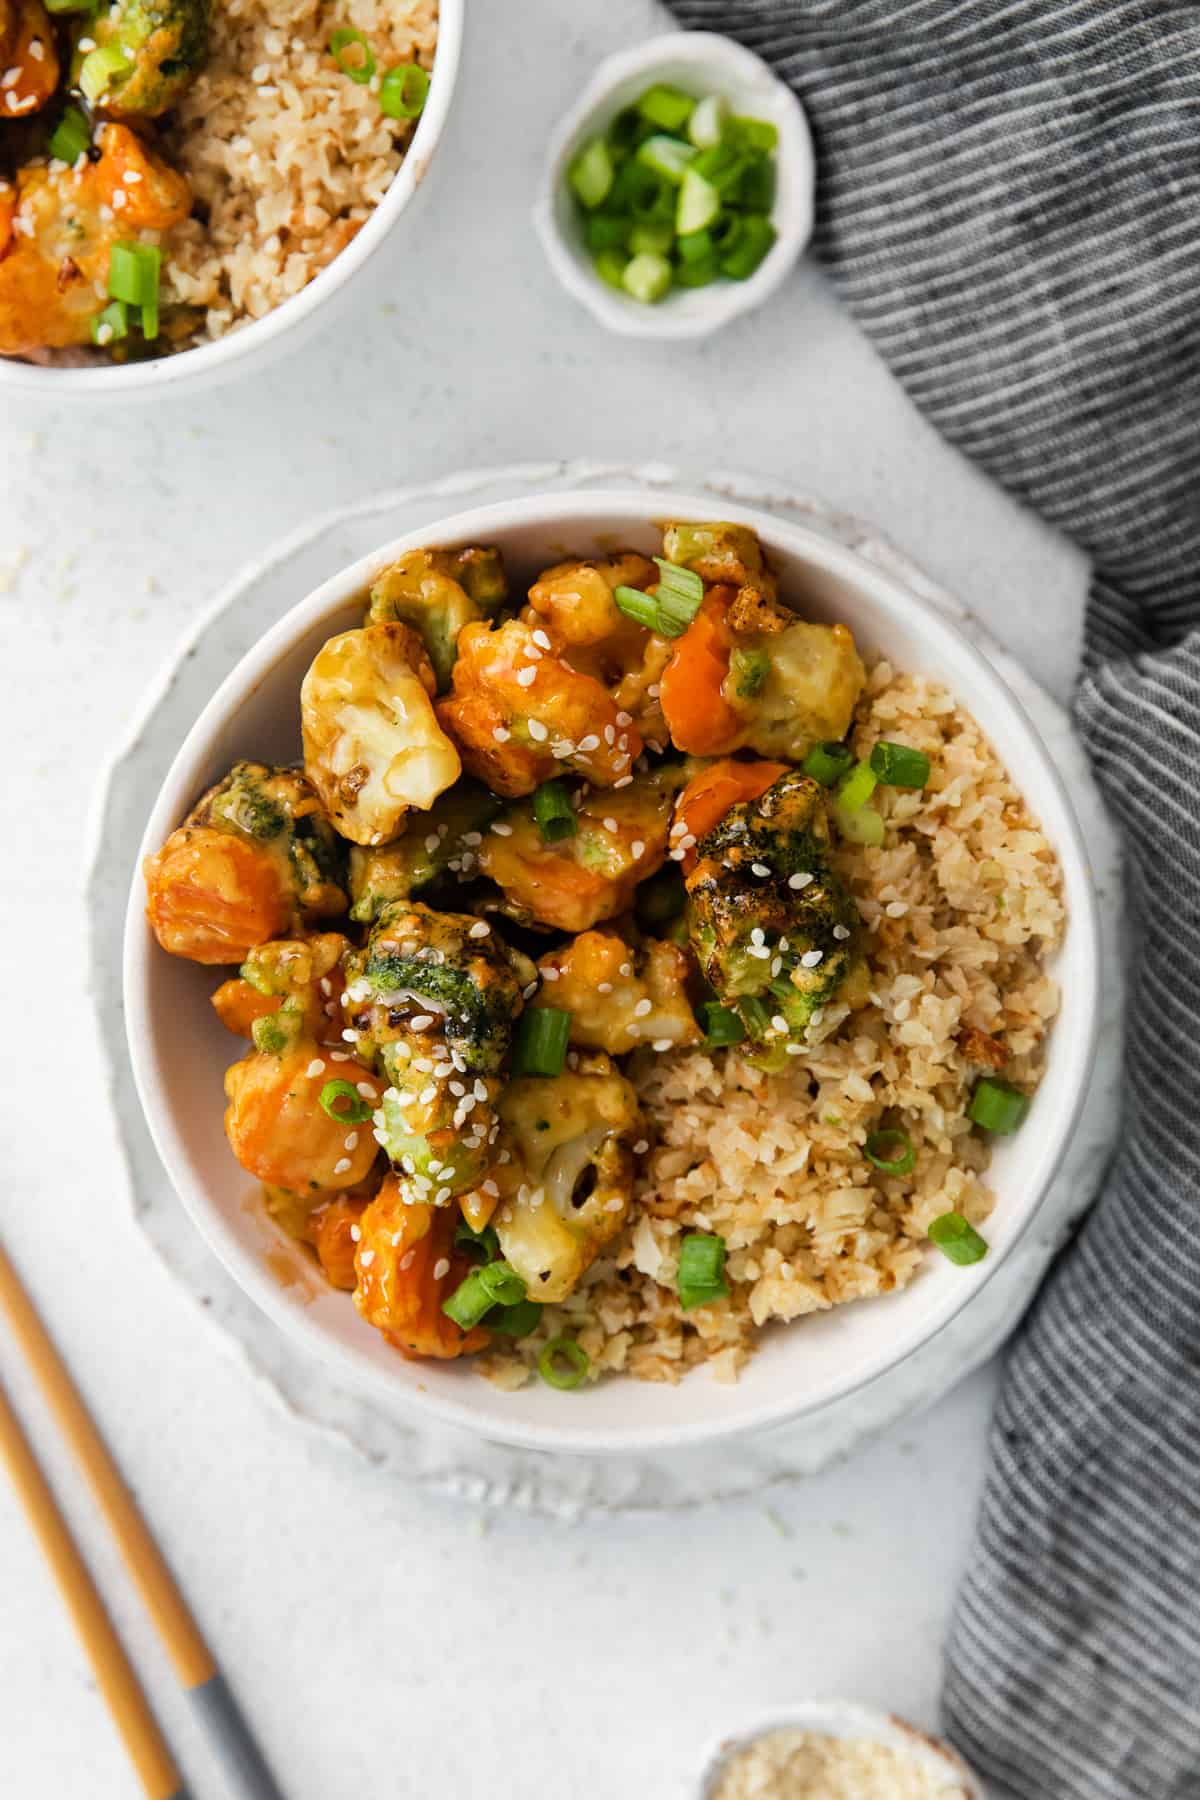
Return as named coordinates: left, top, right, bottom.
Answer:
left=86, top=462, right=1123, bottom=1517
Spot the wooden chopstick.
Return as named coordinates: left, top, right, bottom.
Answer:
left=0, top=1240, right=286, bottom=1800
left=0, top=1377, right=187, bottom=1800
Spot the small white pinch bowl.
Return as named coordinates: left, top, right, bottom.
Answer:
left=0, top=0, right=462, bottom=398
left=124, top=488, right=1100, bottom=1457
left=534, top=31, right=815, bottom=340
left=697, top=1700, right=985, bottom=1797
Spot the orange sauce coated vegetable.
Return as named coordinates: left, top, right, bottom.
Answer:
left=144, top=827, right=290, bottom=964
left=659, top=589, right=742, bottom=755
left=673, top=758, right=789, bottom=871
left=353, top=1180, right=489, bottom=1360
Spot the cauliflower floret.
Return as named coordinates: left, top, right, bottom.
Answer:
left=368, top=545, right=506, bottom=690
left=301, top=622, right=461, bottom=847
left=730, top=621, right=866, bottom=762
left=436, top=619, right=642, bottom=797
left=524, top=554, right=673, bottom=746
left=534, top=932, right=700, bottom=1054
left=493, top=1057, right=640, bottom=1303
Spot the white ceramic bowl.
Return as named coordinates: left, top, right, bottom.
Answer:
left=0, top=0, right=462, bottom=397
left=534, top=32, right=814, bottom=340
left=124, top=488, right=1100, bottom=1456
left=698, top=1700, right=984, bottom=1798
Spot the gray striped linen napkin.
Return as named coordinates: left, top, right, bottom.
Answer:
left=664, top=3, right=1200, bottom=1795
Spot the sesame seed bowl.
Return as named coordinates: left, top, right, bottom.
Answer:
left=123, top=488, right=1100, bottom=1456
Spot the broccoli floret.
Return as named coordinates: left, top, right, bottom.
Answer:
left=345, top=900, right=534, bottom=1202
left=686, top=769, right=861, bottom=1058
left=73, top=0, right=209, bottom=117
left=194, top=760, right=347, bottom=923
left=346, top=780, right=503, bottom=921
left=368, top=546, right=508, bottom=690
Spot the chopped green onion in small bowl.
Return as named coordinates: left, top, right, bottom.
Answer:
left=536, top=33, right=814, bottom=339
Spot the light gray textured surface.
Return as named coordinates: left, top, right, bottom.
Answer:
left=0, top=1, right=1098, bottom=1795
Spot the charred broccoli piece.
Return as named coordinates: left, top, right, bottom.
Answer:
left=368, top=546, right=507, bottom=690
left=686, top=769, right=861, bottom=1059
left=346, top=780, right=503, bottom=921
left=345, top=902, right=535, bottom=1202
left=73, top=0, right=209, bottom=118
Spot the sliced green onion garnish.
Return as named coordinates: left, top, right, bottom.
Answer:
left=738, top=995, right=773, bottom=1038
left=730, top=646, right=770, bottom=698
left=478, top=1260, right=526, bottom=1307
left=676, top=165, right=720, bottom=235
left=701, top=1003, right=745, bottom=1049
left=442, top=1268, right=494, bottom=1330
left=108, top=241, right=160, bottom=308
left=635, top=864, right=687, bottom=928
left=928, top=1211, right=989, bottom=1266
left=720, top=213, right=777, bottom=279
left=538, top=1335, right=590, bottom=1390
left=379, top=60, right=428, bottom=116
left=594, top=247, right=628, bottom=290
left=488, top=1299, right=543, bottom=1338
left=691, top=142, right=741, bottom=185
left=628, top=219, right=674, bottom=256
left=622, top=250, right=672, bottom=304
left=674, top=255, right=719, bottom=289
left=636, top=133, right=696, bottom=185
left=837, top=760, right=878, bottom=814
left=607, top=105, right=649, bottom=153
left=870, top=741, right=931, bottom=788
left=318, top=1078, right=371, bottom=1124
left=569, top=136, right=614, bottom=209
left=677, top=1232, right=729, bottom=1310
left=584, top=212, right=628, bottom=253
left=802, top=741, right=854, bottom=786
left=968, top=1077, right=1030, bottom=1135
left=90, top=300, right=128, bottom=346
left=79, top=42, right=130, bottom=100
left=864, top=1128, right=916, bottom=1176
left=329, top=26, right=375, bottom=83
left=727, top=115, right=779, bottom=153
left=687, top=92, right=728, bottom=148
left=676, top=227, right=714, bottom=263
left=532, top=779, right=577, bottom=844
left=512, top=1006, right=570, bottom=1078
left=453, top=1219, right=499, bottom=1263
left=836, top=804, right=885, bottom=848
left=613, top=584, right=660, bottom=630
left=44, top=0, right=97, bottom=12
left=652, top=556, right=704, bottom=632
left=636, top=81, right=695, bottom=133
left=49, top=105, right=90, bottom=165
left=734, top=157, right=775, bottom=213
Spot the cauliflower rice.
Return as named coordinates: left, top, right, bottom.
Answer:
left=481, top=661, right=1064, bottom=1388
left=161, top=0, right=437, bottom=339
left=709, top=1726, right=972, bottom=1799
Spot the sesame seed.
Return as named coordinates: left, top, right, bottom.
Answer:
left=603, top=725, right=616, bottom=745
left=747, top=945, right=771, bottom=960
left=603, top=816, right=618, bottom=833
left=29, top=38, right=44, bottom=59
left=772, top=1015, right=788, bottom=1032
left=785, top=1043, right=804, bottom=1056
left=789, top=872, right=814, bottom=890
left=750, top=927, right=766, bottom=944
left=419, top=1084, right=437, bottom=1105
left=122, top=169, right=142, bottom=183
left=597, top=981, right=612, bottom=994
left=491, top=820, right=513, bottom=835
left=424, top=833, right=439, bottom=852
left=344, top=1132, right=358, bottom=1150
left=522, top=981, right=538, bottom=1000
left=482, top=1179, right=500, bottom=1197
left=525, top=646, right=542, bottom=661
left=631, top=839, right=646, bottom=858
left=619, top=963, right=633, bottom=977
left=329, top=1050, right=350, bottom=1062
left=652, top=1038, right=673, bottom=1053
left=578, top=734, right=600, bottom=752
left=399, top=1250, right=416, bottom=1270
left=532, top=628, right=552, bottom=650
left=886, top=901, right=910, bottom=918
left=320, top=978, right=332, bottom=996
left=435, top=1187, right=452, bottom=1206
left=463, top=832, right=483, bottom=847
left=751, top=862, right=771, bottom=877
left=634, top=998, right=652, bottom=1017
left=410, top=1014, right=434, bottom=1031
left=801, top=949, right=824, bottom=967
left=541, top=966, right=559, bottom=981
left=341, top=1030, right=358, bottom=1043
left=474, top=1079, right=488, bottom=1101
left=833, top=924, right=851, bottom=940
left=616, top=711, right=632, bottom=727
left=516, top=666, right=537, bottom=688
left=614, top=775, right=633, bottom=788
left=771, top=957, right=783, bottom=977
left=527, top=718, right=549, bottom=741
left=360, top=1248, right=375, bottom=1266
left=493, top=726, right=511, bottom=743
left=633, top=1138, right=649, bottom=1155
left=433, top=1257, right=450, bottom=1280
left=333, top=1157, right=352, bottom=1175
left=468, top=920, right=490, bottom=938
left=350, top=1224, right=361, bottom=1241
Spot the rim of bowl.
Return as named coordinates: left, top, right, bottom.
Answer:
left=0, top=0, right=463, bottom=397
left=123, top=488, right=1101, bottom=1456
left=533, top=32, right=814, bottom=340
left=697, top=1700, right=985, bottom=1798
